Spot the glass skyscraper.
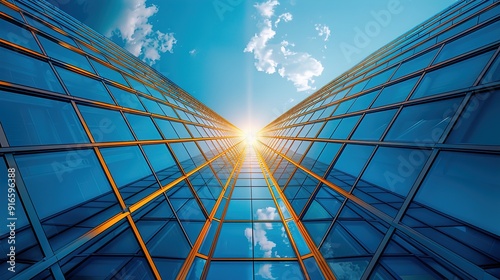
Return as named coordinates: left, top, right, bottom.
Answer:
left=1, top=0, right=499, bottom=279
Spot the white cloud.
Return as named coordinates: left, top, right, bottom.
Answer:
left=189, top=49, right=197, bottom=56
left=315, top=23, right=331, bottom=41
left=245, top=0, right=324, bottom=92
left=258, top=264, right=276, bottom=280
left=254, top=0, right=279, bottom=18
left=106, top=0, right=176, bottom=65
left=274, top=12, right=292, bottom=27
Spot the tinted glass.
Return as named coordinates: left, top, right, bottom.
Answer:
left=0, top=91, right=88, bottom=146
left=78, top=105, right=134, bottom=142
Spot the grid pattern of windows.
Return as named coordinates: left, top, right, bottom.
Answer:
left=1, top=0, right=500, bottom=279
left=258, top=0, right=500, bottom=279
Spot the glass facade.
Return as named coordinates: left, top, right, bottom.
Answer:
left=0, top=0, right=499, bottom=279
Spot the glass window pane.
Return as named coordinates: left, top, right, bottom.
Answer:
left=392, top=48, right=439, bottom=80
left=225, top=199, right=252, bottom=220
left=447, top=91, right=500, bottom=145
left=139, top=96, right=164, bottom=115
left=252, top=222, right=295, bottom=258
left=56, top=66, right=114, bottom=104
left=414, top=151, right=500, bottom=236
left=372, top=76, right=419, bottom=108
left=332, top=144, right=374, bottom=179
left=361, top=147, right=431, bottom=197
left=481, top=53, right=500, bottom=84
left=124, top=113, right=162, bottom=140
left=347, top=90, right=379, bottom=113
left=100, top=145, right=153, bottom=188
left=331, top=115, right=361, bottom=139
left=0, top=91, right=88, bottom=146
left=384, top=97, right=462, bottom=143
left=90, top=59, right=127, bottom=85
left=351, top=109, right=397, bottom=141
left=207, top=261, right=253, bottom=280
left=364, top=67, right=396, bottom=90
left=434, top=20, right=500, bottom=64
left=0, top=18, right=40, bottom=51
left=142, top=144, right=177, bottom=173
left=213, top=223, right=253, bottom=258
left=171, top=121, right=191, bottom=138
left=107, top=85, right=145, bottom=111
left=411, top=51, right=493, bottom=99
left=78, top=105, right=134, bottom=142
left=15, top=150, right=113, bottom=219
left=0, top=46, right=64, bottom=93
left=255, top=261, right=304, bottom=280
left=39, top=36, right=93, bottom=72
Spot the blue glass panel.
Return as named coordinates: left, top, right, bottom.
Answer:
left=100, top=145, right=153, bottom=188
left=0, top=46, right=64, bottom=93
left=139, top=96, right=164, bottom=115
left=447, top=91, right=500, bottom=145
left=364, top=67, right=396, bottom=90
left=414, top=151, right=500, bottom=236
left=434, top=20, right=500, bottom=64
left=411, top=51, right=493, bottom=99
left=199, top=220, right=219, bottom=255
left=108, top=85, right=145, bottom=111
left=225, top=199, right=252, bottom=220
left=332, top=99, right=355, bottom=116
left=286, top=220, right=310, bottom=255
left=333, top=144, right=374, bottom=178
left=351, top=109, right=397, bottom=140
left=155, top=258, right=184, bottom=279
left=56, top=66, right=114, bottom=104
left=303, top=221, right=331, bottom=247
left=39, top=36, right=93, bottom=72
left=0, top=91, right=88, bottom=146
left=124, top=113, right=162, bottom=140
left=361, top=147, right=430, bottom=197
left=90, top=59, right=127, bottom=85
left=327, top=258, right=370, bottom=280
left=384, top=97, right=462, bottom=143
left=0, top=19, right=40, bottom=51
left=252, top=200, right=279, bottom=221
left=143, top=221, right=191, bottom=258
left=15, top=150, right=112, bottom=219
left=331, top=116, right=361, bottom=139
left=391, top=48, right=439, bottom=80
left=154, top=118, right=178, bottom=139
left=213, top=222, right=253, bottom=257
left=252, top=187, right=272, bottom=200
left=252, top=222, right=295, bottom=258
left=318, top=119, right=340, bottom=138
left=255, top=262, right=305, bottom=280
left=303, top=257, right=326, bottom=280
left=171, top=121, right=191, bottom=138
left=232, top=187, right=251, bottom=199
left=207, top=261, right=253, bottom=280
left=347, top=90, right=379, bottom=113
left=186, top=257, right=206, bottom=280
left=142, top=144, right=177, bottom=172
left=481, top=54, right=500, bottom=84
left=78, top=105, right=134, bottom=142
left=372, top=76, right=420, bottom=108
left=182, top=221, right=205, bottom=244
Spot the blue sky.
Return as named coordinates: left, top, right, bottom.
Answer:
left=49, top=0, right=456, bottom=131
